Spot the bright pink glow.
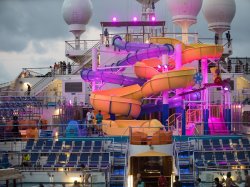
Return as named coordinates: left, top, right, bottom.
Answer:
left=157, top=65, right=161, bottom=69
left=164, top=65, right=168, bottom=69
left=224, top=87, right=229, bottom=91
left=151, top=16, right=156, bottom=21
left=112, top=17, right=117, bottom=22
left=208, top=117, right=229, bottom=135
left=133, top=17, right=137, bottom=21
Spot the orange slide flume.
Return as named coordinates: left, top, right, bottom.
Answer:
left=90, top=37, right=223, bottom=136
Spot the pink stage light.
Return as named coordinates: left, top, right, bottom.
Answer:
left=224, top=87, right=229, bottom=91
left=133, top=17, right=137, bottom=21
left=112, top=17, right=117, bottom=22
left=157, top=65, right=161, bottom=69
left=164, top=65, right=168, bottom=69
left=151, top=16, right=156, bottom=21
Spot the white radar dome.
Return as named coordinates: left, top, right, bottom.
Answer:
left=62, top=0, right=93, bottom=36
left=202, top=0, right=236, bottom=32
left=166, top=0, right=202, bottom=25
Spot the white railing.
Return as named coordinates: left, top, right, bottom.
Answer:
left=166, top=113, right=182, bottom=135
left=65, top=40, right=99, bottom=56
left=186, top=109, right=202, bottom=124
left=0, top=81, right=14, bottom=89
left=30, top=77, right=55, bottom=96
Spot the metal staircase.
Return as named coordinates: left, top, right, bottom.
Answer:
left=28, top=76, right=55, bottom=96
left=26, top=41, right=100, bottom=96
left=69, top=41, right=100, bottom=75
left=174, top=141, right=195, bottom=186
left=0, top=81, right=15, bottom=96
left=167, top=113, right=182, bottom=135
left=108, top=142, right=128, bottom=187
left=0, top=72, right=21, bottom=96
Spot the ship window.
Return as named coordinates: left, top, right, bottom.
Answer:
left=65, top=82, right=82, bottom=92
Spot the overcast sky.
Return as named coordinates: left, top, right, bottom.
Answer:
left=0, top=0, right=249, bottom=83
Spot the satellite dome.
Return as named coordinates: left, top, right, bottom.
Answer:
left=166, top=0, right=202, bottom=25
left=62, top=0, right=93, bottom=25
left=202, top=0, right=236, bottom=32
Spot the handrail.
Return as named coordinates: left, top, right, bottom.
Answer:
left=0, top=81, right=14, bottom=88
left=70, top=41, right=100, bottom=74
left=166, top=113, right=177, bottom=127
left=123, top=140, right=128, bottom=187
left=71, top=56, right=92, bottom=74
left=166, top=113, right=182, bottom=134
left=186, top=109, right=201, bottom=124
left=24, top=76, right=54, bottom=96
left=176, top=114, right=182, bottom=136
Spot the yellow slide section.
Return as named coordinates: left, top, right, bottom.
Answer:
left=90, top=85, right=142, bottom=119
left=90, top=37, right=223, bottom=136
left=102, top=119, right=162, bottom=136
left=150, top=37, right=223, bottom=68
left=90, top=68, right=196, bottom=118
left=141, top=68, right=196, bottom=97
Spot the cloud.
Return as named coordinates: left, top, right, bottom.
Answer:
left=0, top=39, right=66, bottom=82
left=0, top=0, right=70, bottom=52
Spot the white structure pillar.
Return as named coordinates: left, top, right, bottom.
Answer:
left=201, top=59, right=209, bottom=134
left=92, top=48, right=98, bottom=91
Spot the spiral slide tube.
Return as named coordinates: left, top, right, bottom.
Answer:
left=112, top=35, right=174, bottom=68
left=81, top=68, right=146, bottom=86
left=140, top=92, right=201, bottom=115
left=113, top=35, right=160, bottom=52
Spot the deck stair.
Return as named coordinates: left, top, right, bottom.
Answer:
left=175, top=141, right=195, bottom=186
left=108, top=142, right=127, bottom=187
left=28, top=76, right=55, bottom=96
left=70, top=41, right=100, bottom=75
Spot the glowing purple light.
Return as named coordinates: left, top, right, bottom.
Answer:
left=133, top=17, right=137, bottom=21
left=112, top=17, right=117, bottom=22
left=164, top=65, right=168, bottom=69
left=224, top=87, right=229, bottom=91
left=157, top=65, right=161, bottom=69
left=151, top=16, right=156, bottom=21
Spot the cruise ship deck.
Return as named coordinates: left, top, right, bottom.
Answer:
left=0, top=0, right=250, bottom=187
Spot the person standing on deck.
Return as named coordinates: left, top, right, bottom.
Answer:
left=95, top=110, right=103, bottom=136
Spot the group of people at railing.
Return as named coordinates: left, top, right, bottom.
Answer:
left=226, top=59, right=249, bottom=74
left=215, top=30, right=231, bottom=47
left=52, top=61, right=72, bottom=75
left=20, top=61, right=72, bottom=78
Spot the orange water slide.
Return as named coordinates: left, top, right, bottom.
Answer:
left=90, top=68, right=197, bottom=118
left=150, top=37, right=224, bottom=68
left=90, top=38, right=223, bottom=136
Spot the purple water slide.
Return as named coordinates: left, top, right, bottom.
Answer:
left=81, top=69, right=146, bottom=86
left=141, top=93, right=201, bottom=114
left=81, top=36, right=174, bottom=85
left=112, top=35, right=174, bottom=67
left=113, top=35, right=159, bottom=52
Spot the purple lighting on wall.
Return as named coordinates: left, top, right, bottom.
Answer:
left=133, top=17, right=137, bottom=21
left=151, top=16, right=156, bottom=21
left=112, top=17, right=117, bottom=22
